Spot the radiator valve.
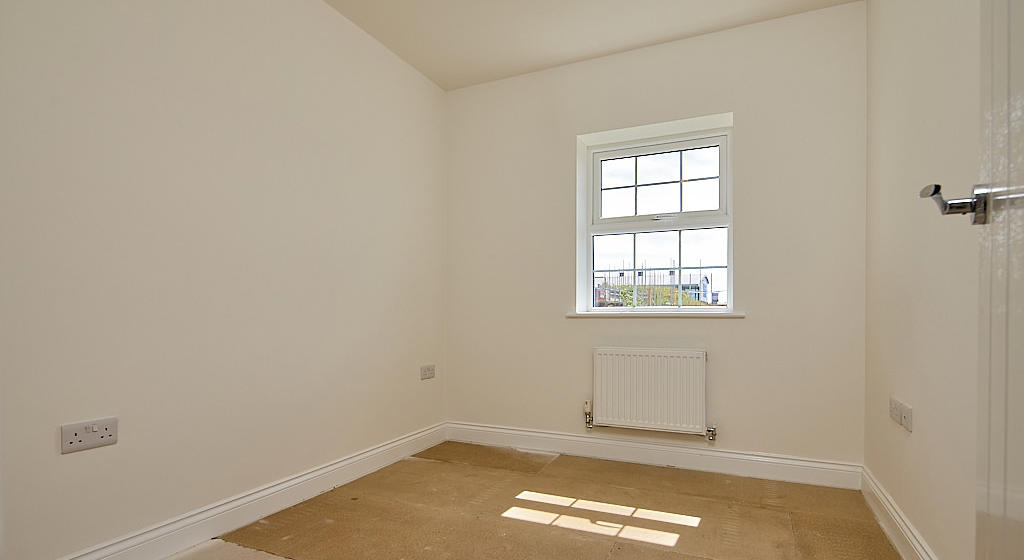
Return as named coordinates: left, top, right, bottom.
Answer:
left=584, top=400, right=593, bottom=430
left=706, top=426, right=717, bottom=441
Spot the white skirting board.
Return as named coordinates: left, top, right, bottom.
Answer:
left=861, top=467, right=938, bottom=560
left=60, top=421, right=938, bottom=560
left=58, top=423, right=447, bottom=560
left=446, top=422, right=863, bottom=489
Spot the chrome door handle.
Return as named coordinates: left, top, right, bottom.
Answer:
left=920, top=184, right=989, bottom=225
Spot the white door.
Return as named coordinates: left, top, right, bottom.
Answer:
left=977, top=1, right=1024, bottom=558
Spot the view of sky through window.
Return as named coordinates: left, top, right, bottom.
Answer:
left=600, top=146, right=720, bottom=219
left=586, top=131, right=729, bottom=312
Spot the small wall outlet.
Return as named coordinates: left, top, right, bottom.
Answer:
left=61, top=417, right=118, bottom=454
left=419, top=364, right=436, bottom=380
left=888, top=396, right=913, bottom=433
left=888, top=396, right=902, bottom=425
left=900, top=403, right=913, bottom=432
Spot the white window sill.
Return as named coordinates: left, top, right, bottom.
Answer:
left=566, top=310, right=746, bottom=319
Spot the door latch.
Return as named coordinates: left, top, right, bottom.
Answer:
left=920, top=184, right=989, bottom=225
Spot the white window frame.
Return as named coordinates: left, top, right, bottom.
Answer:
left=574, top=113, right=738, bottom=316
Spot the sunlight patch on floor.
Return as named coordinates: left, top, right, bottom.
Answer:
left=513, top=489, right=701, bottom=527
left=501, top=505, right=682, bottom=546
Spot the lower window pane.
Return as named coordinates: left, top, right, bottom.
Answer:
left=590, top=227, right=729, bottom=310
left=594, top=233, right=634, bottom=270
left=681, top=227, right=727, bottom=268
left=593, top=271, right=634, bottom=307
left=635, top=268, right=680, bottom=307
left=679, top=267, right=727, bottom=306
left=635, top=231, right=678, bottom=269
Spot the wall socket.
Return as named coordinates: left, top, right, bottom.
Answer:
left=419, top=364, right=436, bottom=380
left=888, top=396, right=913, bottom=433
left=61, top=417, right=118, bottom=454
left=888, top=396, right=901, bottom=423
left=901, top=402, right=913, bottom=432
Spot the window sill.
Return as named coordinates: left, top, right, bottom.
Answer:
left=566, top=310, right=746, bottom=319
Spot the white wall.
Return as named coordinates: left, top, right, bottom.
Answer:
left=2, top=1, right=984, bottom=558
left=445, top=4, right=867, bottom=462
left=0, top=2, right=446, bottom=559
left=865, top=1, right=980, bottom=558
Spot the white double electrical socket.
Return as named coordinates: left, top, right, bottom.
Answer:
left=61, top=417, right=118, bottom=454
left=888, top=396, right=913, bottom=433
left=888, top=396, right=901, bottom=423
left=900, top=403, right=913, bottom=432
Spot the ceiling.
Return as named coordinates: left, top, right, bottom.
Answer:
left=323, top=0, right=854, bottom=90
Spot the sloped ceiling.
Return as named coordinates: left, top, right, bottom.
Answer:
left=324, top=0, right=855, bottom=90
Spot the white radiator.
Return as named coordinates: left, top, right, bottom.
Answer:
left=593, top=347, right=707, bottom=435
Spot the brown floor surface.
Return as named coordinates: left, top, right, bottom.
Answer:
left=221, top=442, right=899, bottom=560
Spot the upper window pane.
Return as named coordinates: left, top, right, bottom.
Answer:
left=636, top=151, right=680, bottom=185
left=682, top=178, right=719, bottom=212
left=636, top=182, right=681, bottom=216
left=594, top=233, right=634, bottom=270
left=602, top=157, right=635, bottom=189
left=601, top=188, right=635, bottom=218
left=682, top=146, right=719, bottom=180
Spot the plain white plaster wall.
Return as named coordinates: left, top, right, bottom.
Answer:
left=445, top=3, right=867, bottom=463
left=2, top=1, right=985, bottom=558
left=0, top=2, right=447, bottom=559
left=865, top=1, right=980, bottom=558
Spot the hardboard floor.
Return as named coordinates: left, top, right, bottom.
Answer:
left=191, top=442, right=899, bottom=560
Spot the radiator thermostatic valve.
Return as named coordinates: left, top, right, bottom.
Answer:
left=583, top=400, right=593, bottom=430
left=706, top=426, right=717, bottom=441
